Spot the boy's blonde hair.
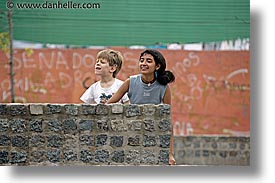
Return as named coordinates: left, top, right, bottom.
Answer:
left=97, top=49, right=123, bottom=78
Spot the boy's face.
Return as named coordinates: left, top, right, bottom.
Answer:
left=95, top=58, right=116, bottom=77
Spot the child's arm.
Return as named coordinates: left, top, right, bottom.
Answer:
left=163, top=85, right=176, bottom=165
left=169, top=126, right=176, bottom=165
left=163, top=85, right=171, bottom=104
left=106, top=78, right=130, bottom=104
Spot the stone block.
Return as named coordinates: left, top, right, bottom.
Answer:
left=127, top=135, right=140, bottom=146
left=159, top=104, right=170, bottom=116
left=111, top=104, right=124, bottom=114
left=95, top=150, right=109, bottom=163
left=80, top=149, right=93, bottom=163
left=0, top=105, right=8, bottom=115
left=110, top=120, right=126, bottom=131
left=30, top=119, right=43, bottom=132
left=80, top=105, right=96, bottom=115
left=127, top=120, right=142, bottom=131
left=0, top=150, right=9, bottom=164
left=125, top=105, right=141, bottom=117
left=0, top=135, right=10, bottom=146
left=110, top=136, right=123, bottom=147
left=46, top=104, right=62, bottom=114
left=30, top=150, right=46, bottom=163
left=79, top=135, right=95, bottom=146
left=64, top=104, right=78, bottom=115
left=141, top=150, right=155, bottom=164
left=47, top=149, right=61, bottom=163
left=30, top=105, right=43, bottom=115
left=143, top=135, right=156, bottom=147
left=64, top=135, right=78, bottom=149
left=64, top=119, right=77, bottom=134
left=10, top=119, right=26, bottom=133
left=158, top=119, right=171, bottom=131
left=47, top=119, right=62, bottom=132
left=79, top=119, right=94, bottom=131
left=29, top=135, right=46, bottom=147
left=111, top=150, right=124, bottom=163
left=158, top=150, right=169, bottom=164
left=96, top=119, right=109, bottom=132
left=47, top=135, right=63, bottom=148
left=64, top=150, right=77, bottom=161
left=0, top=119, right=9, bottom=132
left=144, top=119, right=155, bottom=132
left=10, top=104, right=27, bottom=116
left=96, top=104, right=109, bottom=115
left=159, top=134, right=170, bottom=148
left=142, top=104, right=156, bottom=116
left=10, top=151, right=27, bottom=164
left=11, top=135, right=28, bottom=148
left=96, top=134, right=108, bottom=147
left=126, top=150, right=140, bottom=165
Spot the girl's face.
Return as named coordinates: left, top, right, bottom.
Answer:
left=95, top=58, right=116, bottom=77
left=139, top=53, right=160, bottom=75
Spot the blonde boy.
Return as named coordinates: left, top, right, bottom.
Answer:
left=80, top=49, right=129, bottom=104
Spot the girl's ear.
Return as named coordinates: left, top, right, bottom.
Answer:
left=155, top=64, right=161, bottom=71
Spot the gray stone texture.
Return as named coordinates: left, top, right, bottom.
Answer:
left=30, top=119, right=43, bottom=132
left=10, top=151, right=27, bottom=164
left=47, top=119, right=62, bottom=132
left=111, top=150, right=124, bottom=163
left=30, top=105, right=43, bottom=115
left=11, top=135, right=28, bottom=148
left=80, top=105, right=96, bottom=115
left=10, top=119, right=27, bottom=133
left=0, top=135, right=10, bottom=146
left=79, top=135, right=94, bottom=146
left=125, top=105, right=141, bottom=117
left=0, top=105, right=8, bottom=115
left=0, top=103, right=250, bottom=166
left=79, top=119, right=93, bottom=131
left=64, top=119, right=77, bottom=134
left=46, top=104, right=61, bottom=114
left=0, top=119, right=9, bottom=132
left=111, top=104, right=124, bottom=114
left=10, top=105, right=27, bottom=116
left=64, top=104, right=78, bottom=116
left=174, top=136, right=250, bottom=165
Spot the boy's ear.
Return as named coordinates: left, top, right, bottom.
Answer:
left=110, top=64, right=117, bottom=73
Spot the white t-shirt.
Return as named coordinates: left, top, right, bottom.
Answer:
left=80, top=78, right=129, bottom=104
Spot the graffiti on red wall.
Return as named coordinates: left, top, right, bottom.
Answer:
left=0, top=48, right=250, bottom=136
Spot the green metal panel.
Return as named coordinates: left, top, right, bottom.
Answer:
left=0, top=0, right=250, bottom=46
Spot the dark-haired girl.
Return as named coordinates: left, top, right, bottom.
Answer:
left=107, top=49, right=176, bottom=165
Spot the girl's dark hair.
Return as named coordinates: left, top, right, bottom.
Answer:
left=140, top=49, right=175, bottom=85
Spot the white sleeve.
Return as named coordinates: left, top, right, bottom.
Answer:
left=80, top=85, right=95, bottom=104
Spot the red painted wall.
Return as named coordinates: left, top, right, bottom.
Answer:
left=0, top=48, right=250, bottom=136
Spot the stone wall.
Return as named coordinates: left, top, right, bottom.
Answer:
left=174, top=136, right=250, bottom=166
left=0, top=103, right=171, bottom=166
left=0, top=103, right=250, bottom=166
